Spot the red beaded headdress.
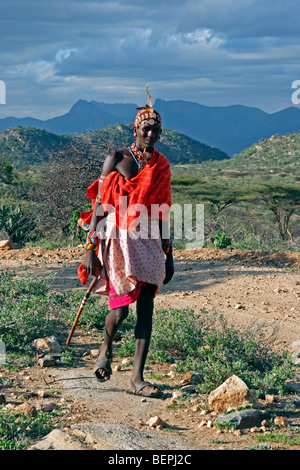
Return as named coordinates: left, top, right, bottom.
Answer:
left=134, top=83, right=161, bottom=129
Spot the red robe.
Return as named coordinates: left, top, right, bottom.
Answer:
left=77, top=149, right=171, bottom=286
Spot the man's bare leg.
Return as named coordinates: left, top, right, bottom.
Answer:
left=95, top=305, right=129, bottom=380
left=131, top=284, right=161, bottom=396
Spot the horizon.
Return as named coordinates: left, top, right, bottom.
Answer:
left=1, top=96, right=300, bottom=122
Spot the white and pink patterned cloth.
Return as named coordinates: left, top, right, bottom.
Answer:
left=93, top=209, right=166, bottom=307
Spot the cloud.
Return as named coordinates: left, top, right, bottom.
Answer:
left=1, top=0, right=300, bottom=117
left=6, top=48, right=80, bottom=83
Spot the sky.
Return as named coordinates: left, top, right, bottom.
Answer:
left=1, top=0, right=300, bottom=119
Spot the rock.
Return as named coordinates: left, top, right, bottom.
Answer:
left=40, top=402, right=59, bottom=412
left=190, top=373, right=204, bottom=385
left=14, top=403, right=37, bottom=417
left=265, top=394, right=276, bottom=403
left=32, top=336, right=62, bottom=354
left=147, top=416, right=168, bottom=429
left=181, top=385, right=198, bottom=393
left=274, top=416, right=288, bottom=427
left=291, top=340, right=300, bottom=351
left=28, top=429, right=84, bottom=450
left=0, top=240, right=18, bottom=250
left=198, top=420, right=207, bottom=428
left=208, top=375, right=261, bottom=412
left=285, top=375, right=300, bottom=393
left=37, top=390, right=50, bottom=398
left=250, top=426, right=262, bottom=433
left=38, top=357, right=57, bottom=368
left=235, top=303, right=244, bottom=310
left=89, top=349, right=99, bottom=358
left=291, top=350, right=300, bottom=365
left=214, top=409, right=269, bottom=430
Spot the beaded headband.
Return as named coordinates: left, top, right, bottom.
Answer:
left=134, top=83, right=162, bottom=129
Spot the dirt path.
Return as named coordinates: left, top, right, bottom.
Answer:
left=1, top=247, right=299, bottom=450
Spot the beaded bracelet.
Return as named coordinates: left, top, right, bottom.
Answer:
left=162, top=239, right=173, bottom=255
left=85, top=231, right=99, bottom=252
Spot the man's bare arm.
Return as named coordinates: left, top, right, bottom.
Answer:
left=83, top=152, right=121, bottom=275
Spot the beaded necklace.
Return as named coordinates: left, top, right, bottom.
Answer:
left=128, top=142, right=153, bottom=172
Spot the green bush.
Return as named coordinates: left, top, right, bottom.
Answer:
left=0, top=271, right=67, bottom=351
left=143, top=309, right=294, bottom=394
left=214, top=232, right=232, bottom=249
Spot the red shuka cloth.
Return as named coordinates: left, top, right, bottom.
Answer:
left=77, top=149, right=171, bottom=286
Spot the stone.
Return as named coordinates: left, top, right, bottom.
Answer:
left=14, top=403, right=37, bottom=417
left=208, top=375, right=261, bottom=412
left=40, top=402, right=59, bottom=412
left=265, top=394, right=276, bottom=403
left=190, top=373, right=204, bottom=385
left=70, top=423, right=193, bottom=450
left=291, top=340, right=300, bottom=351
left=181, top=385, right=198, bottom=393
left=148, top=416, right=165, bottom=428
left=291, top=350, right=300, bottom=365
left=28, top=429, right=84, bottom=450
left=274, top=416, right=288, bottom=427
left=0, top=240, right=18, bottom=250
left=285, top=375, right=300, bottom=393
left=32, top=336, right=61, bottom=354
left=38, top=357, right=57, bottom=368
left=89, top=349, right=99, bottom=358
left=214, top=409, right=269, bottom=430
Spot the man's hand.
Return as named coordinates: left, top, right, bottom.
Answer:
left=163, top=252, right=174, bottom=285
left=83, top=250, right=102, bottom=277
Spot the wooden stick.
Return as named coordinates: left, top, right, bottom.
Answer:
left=66, top=276, right=99, bottom=345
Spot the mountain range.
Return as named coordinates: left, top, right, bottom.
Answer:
left=1, top=98, right=300, bottom=156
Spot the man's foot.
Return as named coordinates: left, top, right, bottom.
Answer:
left=127, top=380, right=163, bottom=398
left=94, top=358, right=112, bottom=383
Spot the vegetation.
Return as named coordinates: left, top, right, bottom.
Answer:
left=0, top=408, right=54, bottom=450
left=0, top=125, right=299, bottom=250
left=0, top=271, right=297, bottom=449
left=0, top=272, right=295, bottom=398
left=0, top=124, right=228, bottom=169
left=119, top=307, right=295, bottom=395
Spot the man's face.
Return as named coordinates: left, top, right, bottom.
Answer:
left=134, top=120, right=162, bottom=152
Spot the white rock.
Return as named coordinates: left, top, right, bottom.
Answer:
left=208, top=375, right=261, bottom=412
left=32, top=336, right=61, bottom=354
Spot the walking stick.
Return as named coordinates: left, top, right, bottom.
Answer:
left=66, top=275, right=99, bottom=345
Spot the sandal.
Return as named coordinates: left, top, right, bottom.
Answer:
left=94, top=358, right=112, bottom=383
left=126, top=380, right=163, bottom=398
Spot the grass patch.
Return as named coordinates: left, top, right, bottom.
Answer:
left=0, top=408, right=54, bottom=450
left=148, top=308, right=294, bottom=394
left=254, top=429, right=300, bottom=447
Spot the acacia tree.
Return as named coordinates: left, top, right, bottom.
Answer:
left=29, top=131, right=113, bottom=240
left=244, top=182, right=300, bottom=242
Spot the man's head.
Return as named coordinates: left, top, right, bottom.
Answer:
left=133, top=83, right=162, bottom=152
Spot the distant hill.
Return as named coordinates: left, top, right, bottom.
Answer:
left=155, top=99, right=300, bottom=157
left=0, top=127, right=73, bottom=167
left=0, top=124, right=228, bottom=168
left=2, top=99, right=300, bottom=156
left=171, top=130, right=300, bottom=184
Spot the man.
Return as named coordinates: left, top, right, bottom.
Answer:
left=78, top=89, right=174, bottom=398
